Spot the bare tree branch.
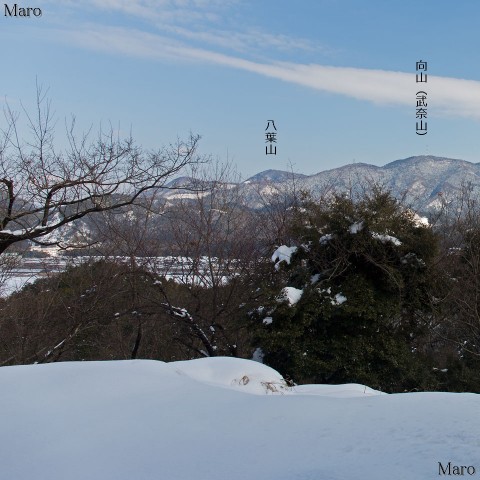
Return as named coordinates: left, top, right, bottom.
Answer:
left=0, top=86, right=205, bottom=255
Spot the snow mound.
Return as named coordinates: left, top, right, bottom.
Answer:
left=413, top=212, right=429, bottom=226
left=271, top=245, right=297, bottom=270
left=319, top=233, right=334, bottom=244
left=331, top=292, right=347, bottom=305
left=349, top=221, right=364, bottom=234
left=371, top=232, right=402, bottom=246
left=1, top=358, right=479, bottom=480
left=278, top=286, right=303, bottom=306
left=173, top=356, right=291, bottom=394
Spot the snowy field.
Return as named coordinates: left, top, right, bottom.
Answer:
left=0, top=257, right=68, bottom=297
left=0, top=255, right=229, bottom=297
left=0, top=357, right=478, bottom=480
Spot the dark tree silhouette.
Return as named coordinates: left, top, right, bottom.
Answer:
left=0, top=85, right=202, bottom=255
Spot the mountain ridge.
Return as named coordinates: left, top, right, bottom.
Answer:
left=22, top=155, right=480, bottom=255
left=224, top=155, right=480, bottom=212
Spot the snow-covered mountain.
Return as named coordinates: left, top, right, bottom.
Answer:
left=244, top=169, right=307, bottom=184
left=240, top=155, right=480, bottom=211
left=21, top=155, right=480, bottom=255
left=126, top=155, right=480, bottom=212
left=303, top=155, right=480, bottom=210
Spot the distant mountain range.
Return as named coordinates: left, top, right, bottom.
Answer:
left=238, top=155, right=480, bottom=212
left=161, top=155, right=480, bottom=212
left=25, top=155, right=480, bottom=255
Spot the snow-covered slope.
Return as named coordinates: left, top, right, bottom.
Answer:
left=244, top=169, right=307, bottom=183
left=300, top=155, right=480, bottom=211
left=193, top=155, right=480, bottom=212
left=1, top=357, right=478, bottom=480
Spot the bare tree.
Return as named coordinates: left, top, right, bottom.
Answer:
left=0, top=84, right=203, bottom=255
left=433, top=184, right=480, bottom=360
left=139, top=162, right=266, bottom=358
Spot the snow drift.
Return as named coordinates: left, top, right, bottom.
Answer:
left=0, top=357, right=478, bottom=480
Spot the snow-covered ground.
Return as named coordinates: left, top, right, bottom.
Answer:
left=0, top=257, right=69, bottom=297
left=0, top=273, right=37, bottom=296
left=1, top=357, right=478, bottom=480
left=0, top=255, right=233, bottom=297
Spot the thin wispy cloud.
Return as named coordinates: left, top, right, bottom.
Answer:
left=47, top=0, right=325, bottom=57
left=61, top=25, right=480, bottom=121
left=160, top=25, right=323, bottom=56
left=48, top=0, right=238, bottom=25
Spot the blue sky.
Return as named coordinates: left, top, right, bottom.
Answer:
left=2, top=0, right=480, bottom=177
